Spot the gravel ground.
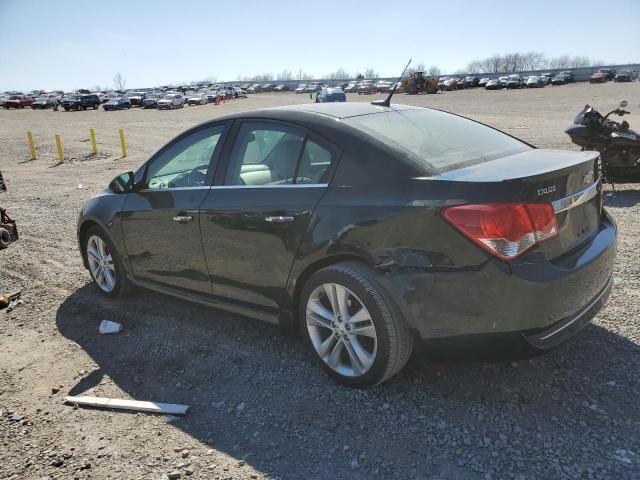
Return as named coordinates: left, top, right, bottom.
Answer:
left=0, top=83, right=639, bottom=480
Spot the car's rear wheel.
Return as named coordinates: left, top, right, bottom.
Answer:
left=300, top=262, right=413, bottom=388
left=83, top=226, right=128, bottom=298
left=0, top=228, right=11, bottom=249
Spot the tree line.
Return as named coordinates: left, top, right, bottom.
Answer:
left=464, top=52, right=604, bottom=74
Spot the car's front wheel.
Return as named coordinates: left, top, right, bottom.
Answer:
left=300, top=262, right=413, bottom=388
left=83, top=226, right=128, bottom=297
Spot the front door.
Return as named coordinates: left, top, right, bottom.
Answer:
left=200, top=120, right=338, bottom=310
left=121, top=124, right=227, bottom=294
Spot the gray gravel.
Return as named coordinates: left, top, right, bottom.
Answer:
left=0, top=85, right=639, bottom=479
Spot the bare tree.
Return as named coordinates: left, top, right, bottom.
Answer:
left=113, top=72, right=126, bottom=91
left=278, top=70, right=293, bottom=81
left=326, top=68, right=350, bottom=80
left=427, top=65, right=442, bottom=77
left=296, top=69, right=313, bottom=80
left=363, top=67, right=378, bottom=79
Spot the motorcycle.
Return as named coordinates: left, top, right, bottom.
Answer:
left=565, top=100, right=640, bottom=183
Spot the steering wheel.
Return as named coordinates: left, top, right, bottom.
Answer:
left=187, top=167, right=207, bottom=186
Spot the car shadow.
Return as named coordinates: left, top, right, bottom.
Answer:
left=603, top=186, right=640, bottom=208
left=56, top=284, right=640, bottom=479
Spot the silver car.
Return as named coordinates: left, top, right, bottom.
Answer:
left=157, top=93, right=185, bottom=110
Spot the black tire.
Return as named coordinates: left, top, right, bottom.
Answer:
left=64, top=107, right=69, bottom=111
left=82, top=225, right=129, bottom=298
left=299, top=261, right=413, bottom=388
left=0, top=228, right=10, bottom=249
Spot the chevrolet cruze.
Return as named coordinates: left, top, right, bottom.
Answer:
left=77, top=103, right=616, bottom=387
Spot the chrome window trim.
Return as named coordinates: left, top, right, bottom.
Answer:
left=136, top=186, right=212, bottom=193
left=551, top=180, right=600, bottom=214
left=211, top=184, right=328, bottom=190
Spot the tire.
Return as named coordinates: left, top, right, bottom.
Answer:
left=299, top=261, right=413, bottom=388
left=82, top=225, right=129, bottom=298
left=0, top=228, right=10, bottom=249
left=64, top=107, right=69, bottom=111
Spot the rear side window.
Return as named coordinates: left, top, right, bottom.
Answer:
left=297, top=139, right=334, bottom=184
left=343, top=109, right=530, bottom=172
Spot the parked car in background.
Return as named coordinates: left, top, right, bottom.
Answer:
left=442, top=78, right=458, bottom=91
left=157, top=93, right=185, bottom=109
left=294, top=84, right=307, bottom=94
left=595, top=68, right=616, bottom=81
left=31, top=95, right=58, bottom=109
left=478, top=78, right=490, bottom=87
left=126, top=91, right=146, bottom=106
left=525, top=76, right=544, bottom=88
left=315, top=87, right=346, bottom=103
left=454, top=78, right=467, bottom=89
left=247, top=84, right=262, bottom=94
left=143, top=93, right=163, bottom=108
left=233, top=87, right=247, bottom=98
left=305, top=83, right=323, bottom=93
left=274, top=85, right=290, bottom=92
left=103, top=97, right=131, bottom=111
left=506, top=75, right=523, bottom=89
left=62, top=94, right=100, bottom=111
left=4, top=95, right=34, bottom=108
left=551, top=73, right=571, bottom=85
left=187, top=93, right=208, bottom=105
left=589, top=71, right=607, bottom=83
left=344, top=83, right=358, bottom=93
left=558, top=71, right=575, bottom=82
left=465, top=76, right=479, bottom=87
left=262, top=84, right=275, bottom=92
left=485, top=79, right=501, bottom=90
left=614, top=71, right=633, bottom=82
left=538, top=74, right=552, bottom=85
left=357, top=81, right=376, bottom=95
left=79, top=102, right=617, bottom=387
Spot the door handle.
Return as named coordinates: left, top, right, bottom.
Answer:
left=265, top=215, right=295, bottom=223
left=173, top=215, right=194, bottom=223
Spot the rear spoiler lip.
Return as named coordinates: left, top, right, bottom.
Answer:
left=423, top=149, right=600, bottom=183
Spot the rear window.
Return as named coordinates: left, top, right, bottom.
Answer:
left=343, top=108, right=530, bottom=172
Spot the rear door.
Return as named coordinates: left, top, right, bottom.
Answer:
left=200, top=120, right=338, bottom=311
left=120, top=123, right=228, bottom=294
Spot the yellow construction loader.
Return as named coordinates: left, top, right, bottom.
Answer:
left=401, top=71, right=438, bottom=94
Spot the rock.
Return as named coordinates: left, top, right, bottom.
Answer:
left=167, top=472, right=181, bottom=480
left=180, top=449, right=190, bottom=458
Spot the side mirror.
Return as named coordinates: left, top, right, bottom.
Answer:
left=109, top=171, right=135, bottom=193
left=620, top=100, right=628, bottom=108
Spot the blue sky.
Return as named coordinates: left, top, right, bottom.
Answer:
left=1, top=0, right=638, bottom=91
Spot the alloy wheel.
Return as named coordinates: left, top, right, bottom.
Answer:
left=86, top=235, right=116, bottom=293
left=306, top=283, right=377, bottom=377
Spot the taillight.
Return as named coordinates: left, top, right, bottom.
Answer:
left=442, top=203, right=558, bottom=260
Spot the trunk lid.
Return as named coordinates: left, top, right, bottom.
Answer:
left=436, top=149, right=602, bottom=259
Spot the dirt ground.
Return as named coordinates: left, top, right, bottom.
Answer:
left=1, top=83, right=639, bottom=480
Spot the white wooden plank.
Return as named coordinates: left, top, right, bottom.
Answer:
left=65, top=396, right=189, bottom=415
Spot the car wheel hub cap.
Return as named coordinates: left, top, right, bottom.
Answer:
left=306, top=283, right=377, bottom=377
left=87, top=235, right=116, bottom=293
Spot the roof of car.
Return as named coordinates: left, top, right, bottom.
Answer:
left=264, top=102, right=419, bottom=119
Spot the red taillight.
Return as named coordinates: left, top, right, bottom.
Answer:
left=442, top=203, right=558, bottom=260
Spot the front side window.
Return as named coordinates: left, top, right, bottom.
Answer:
left=224, top=122, right=305, bottom=186
left=146, top=125, right=225, bottom=189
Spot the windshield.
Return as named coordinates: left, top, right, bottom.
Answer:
left=343, top=108, right=530, bottom=173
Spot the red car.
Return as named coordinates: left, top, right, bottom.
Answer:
left=589, top=72, right=606, bottom=84
left=4, top=95, right=34, bottom=108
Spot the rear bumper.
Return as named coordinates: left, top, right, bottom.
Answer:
left=380, top=211, right=617, bottom=343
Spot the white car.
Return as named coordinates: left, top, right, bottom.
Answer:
left=233, top=87, right=247, bottom=98
left=157, top=93, right=184, bottom=110
left=294, top=84, right=307, bottom=94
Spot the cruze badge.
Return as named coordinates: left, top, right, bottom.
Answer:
left=537, top=185, right=557, bottom=196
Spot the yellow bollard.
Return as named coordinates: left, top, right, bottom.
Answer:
left=119, top=128, right=127, bottom=157
left=55, top=134, right=64, bottom=163
left=27, top=131, right=37, bottom=160
left=89, top=128, right=97, bottom=154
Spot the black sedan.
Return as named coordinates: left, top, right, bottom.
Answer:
left=103, top=97, right=131, bottom=111
left=77, top=103, right=616, bottom=387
